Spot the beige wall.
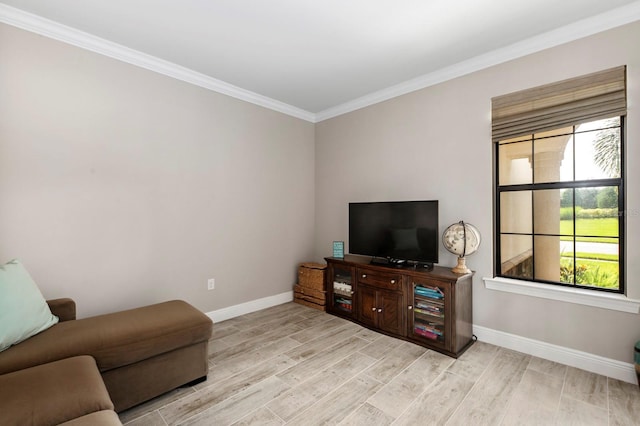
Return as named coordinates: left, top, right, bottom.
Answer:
left=0, top=23, right=316, bottom=318
left=315, top=21, right=640, bottom=363
left=2, top=17, right=639, bottom=364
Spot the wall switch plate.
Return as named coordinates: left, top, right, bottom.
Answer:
left=207, top=278, right=215, bottom=290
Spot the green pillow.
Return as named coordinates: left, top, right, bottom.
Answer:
left=0, top=260, right=59, bottom=352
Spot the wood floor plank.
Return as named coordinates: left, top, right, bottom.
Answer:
left=286, top=373, right=383, bottom=426
left=353, top=327, right=385, bottom=342
left=608, top=378, right=640, bottom=424
left=209, top=322, right=241, bottom=340
left=339, top=402, right=394, bottom=426
left=445, top=348, right=530, bottom=425
left=206, top=336, right=301, bottom=385
left=358, top=334, right=402, bottom=360
left=290, top=312, right=337, bottom=329
left=445, top=340, right=499, bottom=381
left=563, top=366, right=608, bottom=409
left=363, top=341, right=427, bottom=384
left=500, top=368, right=564, bottom=425
left=219, top=317, right=305, bottom=348
left=207, top=337, right=231, bottom=358
left=526, top=355, right=567, bottom=379
left=124, top=411, right=167, bottom=426
left=160, top=353, right=296, bottom=425
left=556, top=395, right=609, bottom=425
left=277, top=335, right=372, bottom=386
left=294, top=304, right=328, bottom=319
left=177, top=375, right=290, bottom=426
left=267, top=351, right=377, bottom=421
left=367, top=350, right=454, bottom=418
left=393, top=371, right=474, bottom=426
left=288, top=316, right=349, bottom=344
left=211, top=322, right=303, bottom=362
left=283, top=322, right=361, bottom=362
left=230, top=407, right=284, bottom=426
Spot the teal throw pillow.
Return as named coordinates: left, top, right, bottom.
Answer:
left=0, top=259, right=59, bottom=352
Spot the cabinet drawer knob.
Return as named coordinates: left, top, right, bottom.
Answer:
left=390, top=279, right=395, bottom=284
left=408, top=305, right=413, bottom=310
left=371, top=307, right=376, bottom=311
left=377, top=308, right=382, bottom=313
left=362, top=274, right=367, bottom=278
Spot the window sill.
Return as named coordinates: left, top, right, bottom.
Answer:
left=482, top=277, right=640, bottom=314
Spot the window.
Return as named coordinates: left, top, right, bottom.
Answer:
left=492, top=67, right=626, bottom=293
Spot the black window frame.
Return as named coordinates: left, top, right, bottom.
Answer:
left=494, top=116, right=625, bottom=294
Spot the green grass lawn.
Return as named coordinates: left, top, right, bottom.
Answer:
left=559, top=218, right=618, bottom=243
left=561, top=252, right=619, bottom=262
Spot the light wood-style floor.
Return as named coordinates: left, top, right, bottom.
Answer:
left=119, top=302, right=639, bottom=425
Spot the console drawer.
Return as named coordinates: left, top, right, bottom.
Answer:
left=357, top=267, right=402, bottom=290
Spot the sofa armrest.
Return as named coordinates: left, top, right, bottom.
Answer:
left=47, top=298, right=76, bottom=321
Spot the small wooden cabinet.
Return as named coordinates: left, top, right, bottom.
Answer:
left=356, top=266, right=405, bottom=336
left=325, top=255, right=474, bottom=358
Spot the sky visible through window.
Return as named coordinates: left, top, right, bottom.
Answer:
left=559, top=120, right=611, bottom=181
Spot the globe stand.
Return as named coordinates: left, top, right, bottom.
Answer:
left=452, top=256, right=471, bottom=274
left=443, top=221, right=480, bottom=274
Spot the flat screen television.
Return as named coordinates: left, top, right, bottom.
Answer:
left=349, top=200, right=439, bottom=267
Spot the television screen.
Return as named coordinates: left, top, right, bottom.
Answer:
left=349, top=200, right=439, bottom=265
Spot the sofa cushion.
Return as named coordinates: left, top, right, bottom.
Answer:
left=0, top=300, right=213, bottom=375
left=0, top=355, right=114, bottom=426
left=58, top=410, right=123, bottom=426
left=0, top=259, right=58, bottom=352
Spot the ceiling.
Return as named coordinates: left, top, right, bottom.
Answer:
left=1, top=0, right=640, bottom=121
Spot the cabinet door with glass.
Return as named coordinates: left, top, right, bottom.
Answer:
left=408, top=280, right=450, bottom=351
left=327, top=262, right=355, bottom=318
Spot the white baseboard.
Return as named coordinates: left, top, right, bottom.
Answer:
left=473, top=325, right=638, bottom=385
left=205, top=291, right=293, bottom=323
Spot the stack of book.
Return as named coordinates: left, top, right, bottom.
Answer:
left=414, top=285, right=444, bottom=299
left=414, top=323, right=443, bottom=340
left=334, top=296, right=352, bottom=311
left=414, top=304, right=444, bottom=317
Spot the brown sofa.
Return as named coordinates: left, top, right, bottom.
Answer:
left=0, top=299, right=213, bottom=424
left=0, top=355, right=121, bottom=425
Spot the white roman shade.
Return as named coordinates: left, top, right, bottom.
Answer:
left=492, top=66, right=626, bottom=142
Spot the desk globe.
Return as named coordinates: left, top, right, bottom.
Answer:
left=442, top=221, right=481, bottom=274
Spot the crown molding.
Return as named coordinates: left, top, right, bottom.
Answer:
left=2, top=2, right=640, bottom=124
left=0, top=3, right=316, bottom=123
left=315, top=1, right=640, bottom=122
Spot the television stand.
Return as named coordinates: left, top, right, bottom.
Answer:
left=325, top=255, right=474, bottom=358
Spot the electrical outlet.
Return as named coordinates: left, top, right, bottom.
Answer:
left=207, top=278, right=215, bottom=290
